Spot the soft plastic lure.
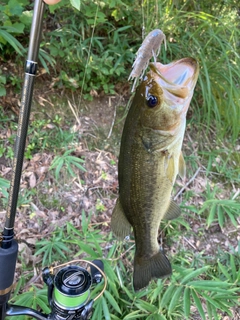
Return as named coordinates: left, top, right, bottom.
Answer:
left=129, top=29, right=166, bottom=92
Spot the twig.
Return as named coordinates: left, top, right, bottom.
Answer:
left=183, top=236, right=197, bottom=250
left=107, top=98, right=117, bottom=139
left=232, top=189, right=240, bottom=200
left=108, top=243, right=135, bottom=262
left=174, top=167, right=201, bottom=200
left=68, top=100, right=80, bottom=125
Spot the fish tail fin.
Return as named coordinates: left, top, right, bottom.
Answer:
left=133, top=251, right=172, bottom=291
left=111, top=198, right=131, bottom=240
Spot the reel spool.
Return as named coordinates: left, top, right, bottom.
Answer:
left=43, top=259, right=106, bottom=320
left=53, top=266, right=92, bottom=310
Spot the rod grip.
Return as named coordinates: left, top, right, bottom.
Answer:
left=0, top=240, right=18, bottom=294
left=0, top=240, right=18, bottom=320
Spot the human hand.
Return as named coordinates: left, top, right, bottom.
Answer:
left=43, top=0, right=61, bottom=4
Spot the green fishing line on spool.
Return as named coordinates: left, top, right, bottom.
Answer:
left=53, top=265, right=92, bottom=309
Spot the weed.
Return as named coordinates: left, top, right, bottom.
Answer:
left=8, top=287, right=50, bottom=320
left=11, top=211, right=237, bottom=320
left=2, top=0, right=239, bottom=139
left=0, top=177, right=10, bottom=199
left=0, top=70, right=7, bottom=96
left=35, top=228, right=69, bottom=266
left=96, top=199, right=106, bottom=213
left=50, top=149, right=86, bottom=180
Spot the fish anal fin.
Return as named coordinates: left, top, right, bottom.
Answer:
left=111, top=198, right=131, bottom=240
left=178, top=152, right=186, bottom=179
left=133, top=251, right=172, bottom=291
left=163, top=200, right=181, bottom=220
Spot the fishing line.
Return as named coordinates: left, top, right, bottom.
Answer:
left=50, top=259, right=107, bottom=302
left=141, top=0, right=146, bottom=39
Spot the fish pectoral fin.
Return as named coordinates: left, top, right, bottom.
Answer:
left=133, top=251, right=172, bottom=291
left=111, top=198, right=131, bottom=240
left=163, top=200, right=181, bottom=220
left=178, top=152, right=186, bottom=179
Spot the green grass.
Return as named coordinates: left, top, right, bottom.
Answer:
left=1, top=0, right=239, bottom=139
left=144, top=2, right=240, bottom=141
left=8, top=213, right=239, bottom=320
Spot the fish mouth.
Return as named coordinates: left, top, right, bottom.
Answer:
left=149, top=58, right=199, bottom=101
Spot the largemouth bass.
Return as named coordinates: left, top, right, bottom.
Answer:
left=111, top=57, right=199, bottom=291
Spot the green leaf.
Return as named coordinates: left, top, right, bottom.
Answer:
left=191, top=290, right=206, bottom=320
left=104, top=290, right=122, bottom=314
left=0, top=29, right=24, bottom=55
left=90, top=234, right=103, bottom=256
left=206, top=300, right=213, bottom=320
left=54, top=158, right=64, bottom=179
left=12, top=23, right=25, bottom=33
left=77, top=241, right=98, bottom=258
left=66, top=162, right=75, bottom=177
left=70, top=161, right=86, bottom=172
left=184, top=287, right=190, bottom=318
left=103, top=261, right=119, bottom=283
left=180, top=266, right=209, bottom=284
left=121, top=285, right=134, bottom=301
left=135, top=300, right=158, bottom=313
left=20, top=10, right=33, bottom=26
left=188, top=280, right=230, bottom=288
left=217, top=205, right=224, bottom=228
left=81, top=209, right=88, bottom=234
left=54, top=245, right=67, bottom=259
left=70, top=0, right=81, bottom=10
left=207, top=203, right=217, bottom=227
left=147, top=315, right=167, bottom=320
left=36, top=295, right=51, bottom=313
left=217, top=261, right=231, bottom=281
left=230, top=255, right=237, bottom=281
left=8, top=0, right=23, bottom=15
left=150, top=280, right=164, bottom=303
left=66, top=222, right=82, bottom=237
left=201, top=292, right=228, bottom=311
left=123, top=311, right=146, bottom=319
left=168, top=286, right=183, bottom=313
left=102, top=297, right=111, bottom=320
left=92, top=299, right=102, bottom=320
left=159, top=284, right=176, bottom=308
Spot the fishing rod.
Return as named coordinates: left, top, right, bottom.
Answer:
left=0, top=1, right=106, bottom=319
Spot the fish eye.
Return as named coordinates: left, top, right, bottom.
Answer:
left=147, top=95, right=158, bottom=108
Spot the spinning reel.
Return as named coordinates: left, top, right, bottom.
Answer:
left=6, top=259, right=106, bottom=320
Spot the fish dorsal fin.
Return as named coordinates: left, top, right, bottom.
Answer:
left=163, top=200, right=181, bottom=220
left=178, top=152, right=186, bottom=180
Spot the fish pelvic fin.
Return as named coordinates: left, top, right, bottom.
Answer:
left=178, top=152, right=186, bottom=179
left=133, top=251, right=172, bottom=291
left=163, top=200, right=181, bottom=220
left=111, top=198, right=131, bottom=240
